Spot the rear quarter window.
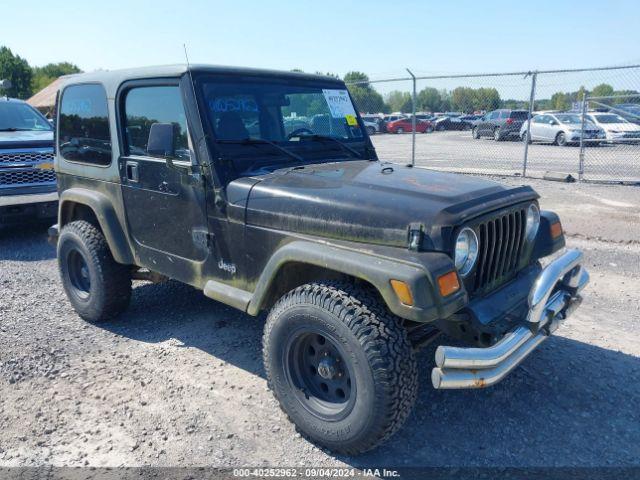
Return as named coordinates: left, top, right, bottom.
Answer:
left=510, top=111, right=529, bottom=120
left=58, top=84, right=112, bottom=165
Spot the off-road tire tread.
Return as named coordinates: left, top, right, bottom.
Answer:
left=263, top=281, right=418, bottom=455
left=59, top=220, right=131, bottom=322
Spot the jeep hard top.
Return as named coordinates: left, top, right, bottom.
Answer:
left=49, top=65, right=589, bottom=454
left=0, top=95, right=57, bottom=226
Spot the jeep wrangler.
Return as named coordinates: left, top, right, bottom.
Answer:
left=49, top=65, right=589, bottom=455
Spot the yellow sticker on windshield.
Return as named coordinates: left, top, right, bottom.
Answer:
left=345, top=114, right=357, bottom=126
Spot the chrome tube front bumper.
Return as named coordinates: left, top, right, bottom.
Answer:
left=432, top=249, right=589, bottom=389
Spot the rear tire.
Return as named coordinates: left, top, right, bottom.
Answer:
left=366, top=126, right=375, bottom=136
left=263, top=282, right=418, bottom=455
left=58, top=220, right=132, bottom=322
left=396, top=127, right=404, bottom=134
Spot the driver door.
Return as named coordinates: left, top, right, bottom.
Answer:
left=118, top=80, right=209, bottom=277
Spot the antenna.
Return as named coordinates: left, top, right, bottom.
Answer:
left=182, top=44, right=204, bottom=144
left=183, top=43, right=191, bottom=69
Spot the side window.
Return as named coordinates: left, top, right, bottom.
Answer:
left=58, top=84, right=112, bottom=165
left=123, top=86, right=190, bottom=161
left=489, top=111, right=499, bottom=120
left=499, top=111, right=509, bottom=119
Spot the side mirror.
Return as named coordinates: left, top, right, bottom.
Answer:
left=550, top=120, right=559, bottom=126
left=147, top=123, right=175, bottom=157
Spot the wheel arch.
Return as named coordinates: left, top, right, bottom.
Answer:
left=246, top=240, right=441, bottom=321
left=58, top=188, right=135, bottom=265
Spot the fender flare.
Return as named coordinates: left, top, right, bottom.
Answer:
left=58, top=188, right=135, bottom=265
left=246, top=240, right=463, bottom=322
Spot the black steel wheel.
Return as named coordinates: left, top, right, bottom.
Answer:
left=285, top=330, right=355, bottom=420
left=263, top=282, right=418, bottom=455
left=66, top=248, right=91, bottom=300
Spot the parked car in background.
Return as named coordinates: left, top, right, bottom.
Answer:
left=362, top=119, right=379, bottom=135
left=459, top=114, right=484, bottom=129
left=472, top=109, right=529, bottom=141
left=612, top=103, right=640, bottom=125
left=415, top=113, right=436, bottom=122
left=386, top=117, right=432, bottom=133
left=519, top=113, right=605, bottom=146
left=432, top=115, right=467, bottom=131
left=0, top=96, right=57, bottom=227
left=585, top=112, right=640, bottom=143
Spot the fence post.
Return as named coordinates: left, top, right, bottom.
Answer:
left=578, top=92, right=587, bottom=182
left=522, top=71, right=537, bottom=177
left=406, top=68, right=416, bottom=166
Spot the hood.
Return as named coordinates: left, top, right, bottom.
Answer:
left=229, top=160, right=538, bottom=249
left=0, top=130, right=54, bottom=149
left=600, top=123, right=640, bottom=132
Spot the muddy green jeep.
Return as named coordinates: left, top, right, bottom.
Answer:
left=49, top=65, right=589, bottom=454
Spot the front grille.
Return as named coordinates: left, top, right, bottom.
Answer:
left=0, top=169, right=56, bottom=188
left=473, top=208, right=527, bottom=292
left=0, top=151, right=54, bottom=164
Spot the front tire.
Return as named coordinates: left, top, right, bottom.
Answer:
left=556, top=132, right=568, bottom=146
left=366, top=126, right=375, bottom=136
left=263, top=282, right=418, bottom=455
left=472, top=127, right=480, bottom=139
left=396, top=127, right=404, bottom=134
left=58, top=220, right=132, bottom=322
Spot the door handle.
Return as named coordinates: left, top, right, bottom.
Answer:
left=126, top=161, right=139, bottom=182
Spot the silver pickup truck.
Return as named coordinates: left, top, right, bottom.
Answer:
left=0, top=96, right=57, bottom=227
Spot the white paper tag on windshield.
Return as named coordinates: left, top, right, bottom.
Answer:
left=322, top=89, right=356, bottom=119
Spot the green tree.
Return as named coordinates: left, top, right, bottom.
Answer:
left=0, top=46, right=32, bottom=98
left=591, top=83, right=614, bottom=99
left=474, top=87, right=501, bottom=111
left=450, top=87, right=476, bottom=113
left=417, top=87, right=441, bottom=113
left=343, top=71, right=386, bottom=113
left=385, top=90, right=412, bottom=113
left=31, top=61, right=82, bottom=92
left=550, top=91, right=571, bottom=110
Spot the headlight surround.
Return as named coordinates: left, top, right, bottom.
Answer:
left=454, top=227, right=479, bottom=277
left=525, top=204, right=541, bottom=242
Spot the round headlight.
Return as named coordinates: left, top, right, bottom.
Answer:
left=454, top=227, right=479, bottom=276
left=525, top=204, right=540, bottom=242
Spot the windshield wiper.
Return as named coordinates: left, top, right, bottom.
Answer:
left=0, top=127, right=35, bottom=132
left=293, top=134, right=362, bottom=159
left=215, top=137, right=304, bottom=162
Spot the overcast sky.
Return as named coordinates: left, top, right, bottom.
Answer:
left=5, top=0, right=640, bottom=97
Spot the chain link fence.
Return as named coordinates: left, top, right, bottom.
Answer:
left=348, top=64, right=640, bottom=183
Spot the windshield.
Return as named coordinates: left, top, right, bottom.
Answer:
left=593, top=114, right=627, bottom=124
left=0, top=101, right=52, bottom=131
left=555, top=114, right=582, bottom=124
left=197, top=77, right=366, bottom=178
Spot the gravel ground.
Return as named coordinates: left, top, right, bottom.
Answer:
left=1, top=178, right=639, bottom=470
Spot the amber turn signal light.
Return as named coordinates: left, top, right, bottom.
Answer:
left=437, top=271, right=460, bottom=297
left=550, top=221, right=563, bottom=239
left=390, top=279, right=414, bottom=306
